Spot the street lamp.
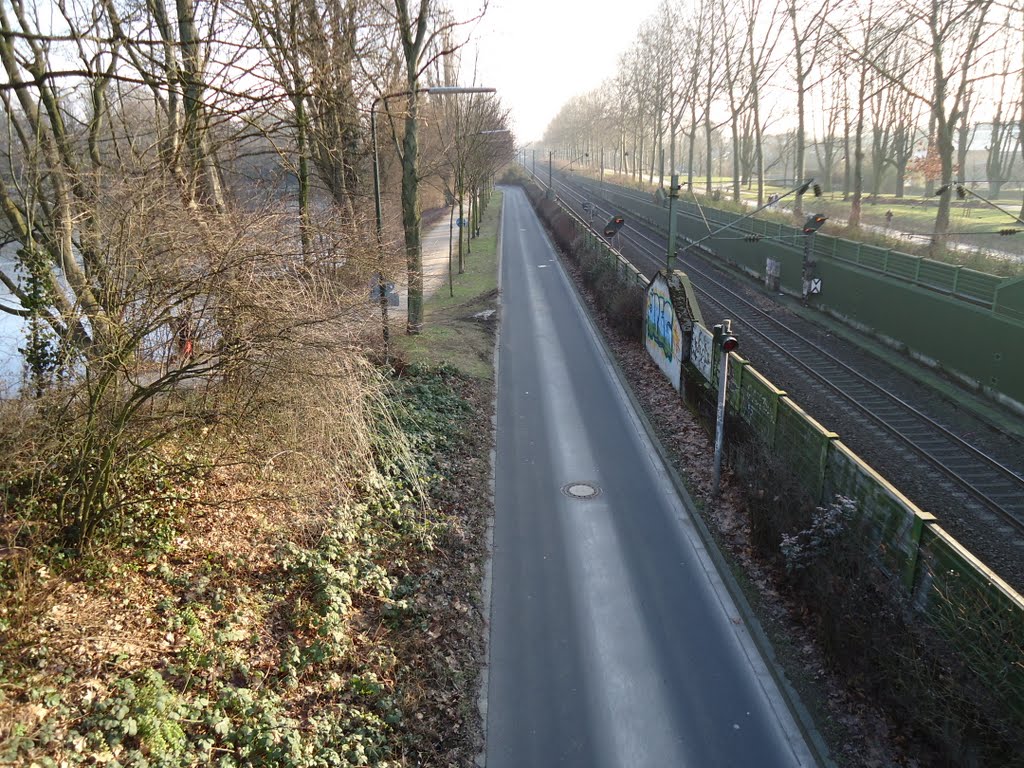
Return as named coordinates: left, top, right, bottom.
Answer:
left=371, top=85, right=495, bottom=351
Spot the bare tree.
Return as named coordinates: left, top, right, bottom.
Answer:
left=854, top=0, right=999, bottom=249
left=718, top=0, right=748, bottom=201
left=983, top=44, right=1020, bottom=197
left=787, top=0, right=833, bottom=213
left=386, top=0, right=485, bottom=333
left=240, top=0, right=377, bottom=258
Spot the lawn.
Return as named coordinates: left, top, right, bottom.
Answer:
left=396, top=190, right=502, bottom=377
left=597, top=168, right=1024, bottom=273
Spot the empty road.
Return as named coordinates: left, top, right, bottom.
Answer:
left=484, top=186, right=818, bottom=767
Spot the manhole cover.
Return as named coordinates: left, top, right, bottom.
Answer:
left=562, top=482, right=600, bottom=500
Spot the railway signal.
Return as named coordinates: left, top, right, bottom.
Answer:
left=604, top=215, right=625, bottom=238
left=802, top=214, right=826, bottom=304
left=802, top=213, right=827, bottom=234
left=712, top=320, right=738, bottom=497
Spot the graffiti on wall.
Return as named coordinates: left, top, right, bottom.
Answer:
left=645, top=273, right=683, bottom=391
left=690, top=324, right=714, bottom=384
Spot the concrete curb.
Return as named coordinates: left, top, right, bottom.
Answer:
left=475, top=189, right=504, bottom=768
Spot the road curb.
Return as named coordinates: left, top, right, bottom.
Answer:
left=474, top=188, right=504, bottom=768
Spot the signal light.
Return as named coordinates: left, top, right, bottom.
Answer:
left=802, top=213, right=827, bottom=234
left=721, top=335, right=739, bottom=353
left=604, top=215, right=625, bottom=237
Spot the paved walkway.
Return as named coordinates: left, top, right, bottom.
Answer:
left=391, top=212, right=463, bottom=314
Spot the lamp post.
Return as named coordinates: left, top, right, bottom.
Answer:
left=371, top=85, right=495, bottom=350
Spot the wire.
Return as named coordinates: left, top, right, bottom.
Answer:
left=899, top=229, right=1021, bottom=239
left=680, top=179, right=820, bottom=255
left=685, top=183, right=714, bottom=234
left=949, top=184, right=1024, bottom=228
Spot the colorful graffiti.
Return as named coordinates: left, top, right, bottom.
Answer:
left=647, top=292, right=675, bottom=359
left=644, top=274, right=683, bottom=391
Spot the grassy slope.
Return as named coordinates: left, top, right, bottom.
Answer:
left=0, top=194, right=503, bottom=767
left=397, top=192, right=502, bottom=378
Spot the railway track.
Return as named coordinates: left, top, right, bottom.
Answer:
left=529, top=167, right=1024, bottom=555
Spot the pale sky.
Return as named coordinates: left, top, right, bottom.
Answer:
left=449, top=0, right=666, bottom=145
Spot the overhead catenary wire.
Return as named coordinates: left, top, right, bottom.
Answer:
left=680, top=179, right=822, bottom=255
left=938, top=182, right=1024, bottom=228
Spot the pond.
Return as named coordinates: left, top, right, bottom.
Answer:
left=0, top=247, right=27, bottom=395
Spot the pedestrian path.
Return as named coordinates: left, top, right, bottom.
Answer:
left=391, top=212, right=461, bottom=315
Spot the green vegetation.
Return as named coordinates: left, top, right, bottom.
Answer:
left=0, top=352, right=492, bottom=765
left=397, top=190, right=502, bottom=378
left=0, top=186, right=505, bottom=764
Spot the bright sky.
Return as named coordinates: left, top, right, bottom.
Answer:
left=449, top=0, right=665, bottom=145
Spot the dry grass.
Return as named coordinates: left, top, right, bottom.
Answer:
left=0, top=190, right=499, bottom=765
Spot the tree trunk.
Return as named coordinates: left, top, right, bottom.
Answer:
left=175, top=0, right=225, bottom=212
left=842, top=100, right=851, bottom=200
left=396, top=0, right=429, bottom=335
left=687, top=102, right=697, bottom=189
left=731, top=120, right=741, bottom=202
left=294, top=92, right=312, bottom=264
left=403, top=100, right=423, bottom=332
left=931, top=117, right=954, bottom=255
left=849, top=57, right=868, bottom=228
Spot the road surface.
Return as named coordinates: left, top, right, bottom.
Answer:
left=485, top=186, right=818, bottom=767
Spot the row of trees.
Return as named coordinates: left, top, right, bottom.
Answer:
left=542, top=0, right=1021, bottom=252
left=0, top=0, right=512, bottom=548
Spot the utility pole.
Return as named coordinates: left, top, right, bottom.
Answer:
left=548, top=150, right=554, bottom=198
left=667, top=173, right=680, bottom=272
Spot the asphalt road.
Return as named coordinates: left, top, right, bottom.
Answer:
left=485, top=186, right=818, bottom=767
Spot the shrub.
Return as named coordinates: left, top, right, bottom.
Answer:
left=732, top=439, right=1024, bottom=767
